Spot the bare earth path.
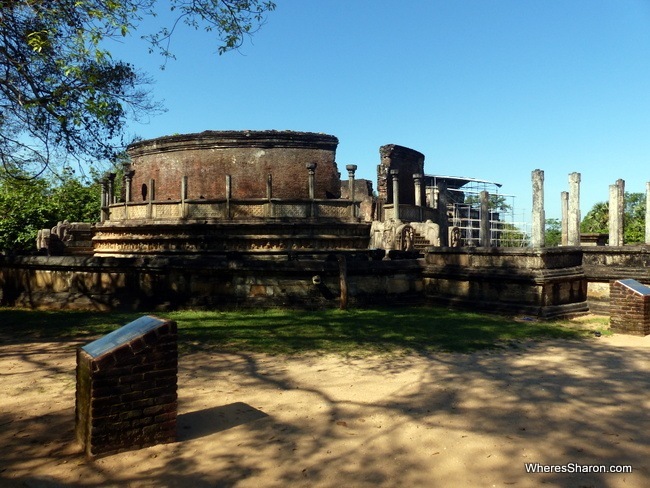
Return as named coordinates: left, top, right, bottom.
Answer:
left=1, top=333, right=648, bottom=487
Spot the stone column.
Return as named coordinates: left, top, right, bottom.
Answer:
left=609, top=179, right=625, bottom=246
left=100, top=178, right=109, bottom=223
left=561, top=191, right=569, bottom=246
left=266, top=174, right=274, bottom=218
left=306, top=163, right=317, bottom=200
left=346, top=165, right=357, bottom=219
left=531, top=169, right=545, bottom=247
left=225, top=175, right=232, bottom=219
left=479, top=190, right=491, bottom=247
left=413, top=174, right=423, bottom=207
left=428, top=185, right=436, bottom=209
left=107, top=173, right=116, bottom=205
left=123, top=171, right=134, bottom=203
left=391, top=169, right=400, bottom=221
left=181, top=175, right=188, bottom=201
left=437, top=182, right=449, bottom=246
left=181, top=175, right=188, bottom=218
left=146, top=178, right=155, bottom=219
left=646, top=182, right=650, bottom=245
left=568, top=172, right=581, bottom=246
left=306, top=163, right=317, bottom=218
left=267, top=174, right=273, bottom=200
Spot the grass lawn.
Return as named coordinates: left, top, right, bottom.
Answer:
left=0, top=306, right=609, bottom=355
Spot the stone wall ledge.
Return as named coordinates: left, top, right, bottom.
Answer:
left=128, top=130, right=339, bottom=157
left=425, top=246, right=584, bottom=269
left=425, top=295, right=589, bottom=319
left=423, top=265, right=586, bottom=284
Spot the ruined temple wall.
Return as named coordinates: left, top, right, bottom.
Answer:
left=0, top=255, right=422, bottom=311
left=127, top=131, right=341, bottom=201
left=377, top=145, right=425, bottom=206
left=340, top=179, right=375, bottom=222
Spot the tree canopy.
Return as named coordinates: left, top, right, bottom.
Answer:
left=0, top=0, right=276, bottom=177
left=0, top=166, right=100, bottom=252
left=580, top=192, right=647, bottom=244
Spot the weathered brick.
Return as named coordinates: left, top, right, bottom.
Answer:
left=76, top=316, right=178, bottom=457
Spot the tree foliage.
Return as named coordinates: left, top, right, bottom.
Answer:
left=580, top=192, right=647, bottom=244
left=0, top=167, right=100, bottom=253
left=464, top=193, right=512, bottom=213
left=545, top=218, right=561, bottom=247
left=580, top=201, right=609, bottom=234
left=0, top=1, right=276, bottom=177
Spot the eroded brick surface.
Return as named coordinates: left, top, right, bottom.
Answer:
left=610, top=279, right=650, bottom=336
left=75, top=316, right=178, bottom=457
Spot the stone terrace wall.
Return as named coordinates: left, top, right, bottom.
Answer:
left=128, top=131, right=341, bottom=202
left=0, top=254, right=423, bottom=311
left=582, top=246, right=650, bottom=313
left=422, top=247, right=588, bottom=318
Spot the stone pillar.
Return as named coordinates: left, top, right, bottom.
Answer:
left=123, top=168, right=134, bottom=203
left=609, top=179, right=625, bottom=246
left=100, top=178, right=109, bottom=223
left=180, top=175, right=188, bottom=201
left=107, top=173, right=116, bottom=205
left=306, top=163, right=317, bottom=200
left=531, top=169, right=545, bottom=247
left=568, top=172, right=581, bottom=246
left=306, top=163, right=317, bottom=218
left=479, top=190, right=491, bottom=247
left=225, top=174, right=232, bottom=219
left=346, top=164, right=357, bottom=219
left=146, top=178, right=155, bottom=219
left=413, top=174, right=423, bottom=207
left=561, top=192, right=569, bottom=246
left=428, top=186, right=436, bottom=209
left=437, top=182, right=449, bottom=246
left=180, top=176, right=188, bottom=218
left=646, top=182, right=650, bottom=245
left=391, top=169, right=400, bottom=221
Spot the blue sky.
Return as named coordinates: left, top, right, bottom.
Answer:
left=110, top=0, right=650, bottom=222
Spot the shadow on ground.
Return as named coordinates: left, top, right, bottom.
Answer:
left=0, top=335, right=647, bottom=487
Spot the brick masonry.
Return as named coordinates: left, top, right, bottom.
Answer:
left=377, top=144, right=425, bottom=207
left=75, top=315, right=178, bottom=457
left=610, top=279, right=650, bottom=336
left=127, top=130, right=341, bottom=201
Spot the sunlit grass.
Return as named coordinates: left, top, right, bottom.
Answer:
left=0, top=306, right=608, bottom=355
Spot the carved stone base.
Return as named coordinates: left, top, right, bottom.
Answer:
left=93, top=221, right=372, bottom=257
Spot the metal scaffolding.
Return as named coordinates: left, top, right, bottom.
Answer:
left=427, top=175, right=530, bottom=247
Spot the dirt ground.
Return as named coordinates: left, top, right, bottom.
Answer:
left=1, top=329, right=648, bottom=488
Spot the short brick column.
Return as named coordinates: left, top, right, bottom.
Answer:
left=75, top=315, right=178, bottom=457
left=610, top=279, right=650, bottom=336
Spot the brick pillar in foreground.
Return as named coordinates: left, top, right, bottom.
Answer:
left=610, top=279, right=650, bottom=336
left=76, top=315, right=178, bottom=457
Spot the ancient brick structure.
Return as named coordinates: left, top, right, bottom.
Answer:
left=610, top=279, right=650, bottom=336
left=75, top=315, right=178, bottom=457
left=377, top=144, right=425, bottom=207
left=128, top=130, right=341, bottom=201
left=94, top=130, right=371, bottom=257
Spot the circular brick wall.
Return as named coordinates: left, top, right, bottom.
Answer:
left=127, top=130, right=341, bottom=201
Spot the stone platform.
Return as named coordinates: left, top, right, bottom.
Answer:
left=422, top=247, right=588, bottom=318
